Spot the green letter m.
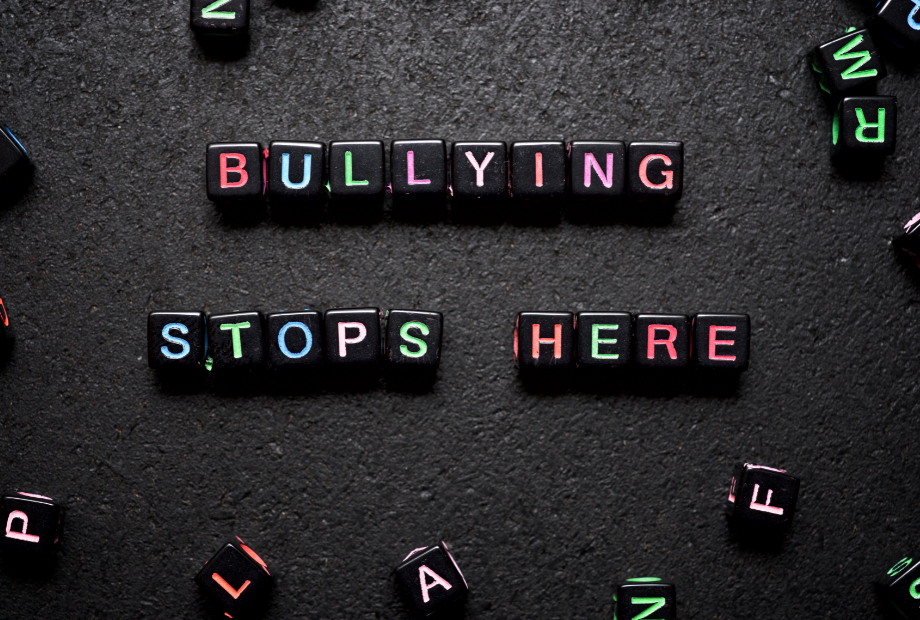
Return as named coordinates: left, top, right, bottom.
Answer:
left=631, top=598, right=667, bottom=620
left=834, top=35, right=878, bottom=80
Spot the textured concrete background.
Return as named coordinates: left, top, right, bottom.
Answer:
left=1, top=0, right=919, bottom=619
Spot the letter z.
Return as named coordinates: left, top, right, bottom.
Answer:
left=630, top=597, right=667, bottom=620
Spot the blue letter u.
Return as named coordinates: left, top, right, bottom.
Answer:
left=281, top=153, right=312, bottom=189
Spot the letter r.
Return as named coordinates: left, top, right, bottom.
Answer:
left=647, top=324, right=677, bottom=360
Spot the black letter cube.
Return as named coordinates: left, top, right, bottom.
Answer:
left=194, top=537, right=272, bottom=618
left=692, top=313, right=750, bottom=371
left=391, top=140, right=448, bottom=199
left=511, top=141, right=565, bottom=200
left=395, top=542, right=469, bottom=616
left=871, top=0, right=920, bottom=49
left=206, top=143, right=263, bottom=202
left=385, top=309, right=443, bottom=370
left=266, top=311, right=324, bottom=369
left=266, top=141, right=325, bottom=204
left=514, top=312, right=575, bottom=370
left=569, top=141, right=627, bottom=201
left=727, top=463, right=800, bottom=531
left=147, top=311, right=207, bottom=370
left=614, top=579, right=676, bottom=620
left=576, top=312, right=633, bottom=369
left=0, top=123, right=29, bottom=191
left=635, top=314, right=691, bottom=369
left=207, top=311, right=266, bottom=370
left=0, top=491, right=63, bottom=558
left=813, top=29, right=886, bottom=100
left=880, top=555, right=920, bottom=620
left=324, top=308, right=381, bottom=367
left=328, top=141, right=385, bottom=203
left=628, top=142, right=683, bottom=203
left=191, top=0, right=249, bottom=36
left=833, top=96, right=897, bottom=159
left=451, top=142, right=508, bottom=201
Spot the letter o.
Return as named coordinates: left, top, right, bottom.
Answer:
left=278, top=322, right=313, bottom=359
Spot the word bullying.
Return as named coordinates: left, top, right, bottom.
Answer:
left=205, top=139, right=684, bottom=205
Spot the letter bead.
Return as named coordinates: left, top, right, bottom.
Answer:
left=0, top=123, right=29, bottom=191
left=510, top=141, right=566, bottom=200
left=832, top=96, right=897, bottom=159
left=575, top=312, right=633, bottom=369
left=324, top=308, right=381, bottom=367
left=190, top=0, right=250, bottom=36
left=0, top=491, right=63, bottom=559
left=266, top=310, right=324, bottom=369
left=0, top=294, right=9, bottom=342
left=692, top=313, right=750, bottom=371
left=726, top=463, right=800, bottom=532
left=395, top=542, right=469, bottom=616
left=384, top=309, right=443, bottom=370
left=147, top=311, right=207, bottom=370
left=895, top=211, right=920, bottom=268
left=514, top=312, right=575, bottom=370
left=614, top=578, right=676, bottom=620
left=880, top=555, right=920, bottom=620
left=328, top=141, right=386, bottom=203
left=451, top=141, right=509, bottom=201
left=194, top=537, right=272, bottom=618
left=207, top=311, right=266, bottom=370
left=391, top=140, right=448, bottom=199
left=812, top=29, right=887, bottom=101
left=871, top=0, right=920, bottom=49
left=266, top=141, right=325, bottom=204
left=634, top=314, right=691, bottom=369
left=206, top=143, right=263, bottom=202
left=628, top=142, right=683, bottom=203
left=568, top=141, right=627, bottom=201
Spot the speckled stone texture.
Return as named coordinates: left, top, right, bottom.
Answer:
left=1, top=1, right=919, bottom=619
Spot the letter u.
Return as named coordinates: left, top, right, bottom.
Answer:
left=281, top=153, right=312, bottom=189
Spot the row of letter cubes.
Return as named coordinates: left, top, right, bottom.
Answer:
left=147, top=309, right=442, bottom=371
left=206, top=140, right=684, bottom=204
left=514, top=312, right=750, bottom=371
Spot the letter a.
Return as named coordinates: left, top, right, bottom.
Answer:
left=419, top=565, right=453, bottom=603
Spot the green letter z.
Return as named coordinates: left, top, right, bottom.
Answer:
left=630, top=598, right=667, bottom=620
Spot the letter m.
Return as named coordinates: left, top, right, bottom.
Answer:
left=834, top=35, right=878, bottom=80
left=630, top=597, right=667, bottom=620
